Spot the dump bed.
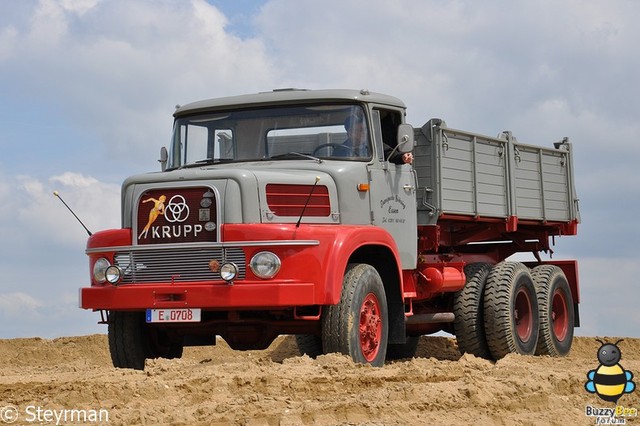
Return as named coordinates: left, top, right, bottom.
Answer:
left=414, top=119, right=580, bottom=228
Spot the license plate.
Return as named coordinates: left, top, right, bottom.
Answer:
left=146, top=308, right=201, bottom=323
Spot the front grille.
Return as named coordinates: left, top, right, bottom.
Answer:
left=114, top=247, right=245, bottom=284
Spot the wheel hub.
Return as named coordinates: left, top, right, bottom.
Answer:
left=514, top=288, right=533, bottom=342
left=359, top=293, right=382, bottom=361
left=551, top=289, right=569, bottom=341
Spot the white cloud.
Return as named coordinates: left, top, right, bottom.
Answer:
left=1, top=0, right=274, bottom=170
left=0, top=25, right=16, bottom=60
left=51, top=172, right=99, bottom=188
left=0, top=170, right=120, bottom=249
left=24, top=172, right=120, bottom=245
left=0, top=292, right=43, bottom=316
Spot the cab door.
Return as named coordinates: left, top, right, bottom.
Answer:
left=368, top=109, right=417, bottom=269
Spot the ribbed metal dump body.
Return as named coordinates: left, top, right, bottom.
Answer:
left=415, top=119, right=580, bottom=226
left=114, top=247, right=246, bottom=284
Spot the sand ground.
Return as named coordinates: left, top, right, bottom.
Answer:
left=1, top=335, right=638, bottom=425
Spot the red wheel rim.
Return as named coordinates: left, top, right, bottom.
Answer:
left=514, top=287, right=533, bottom=342
left=359, top=292, right=382, bottom=362
left=551, top=289, right=569, bottom=341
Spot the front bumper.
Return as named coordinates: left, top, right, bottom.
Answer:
left=80, top=281, right=317, bottom=310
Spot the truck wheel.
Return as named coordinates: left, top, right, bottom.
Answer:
left=108, top=311, right=148, bottom=370
left=295, top=334, right=323, bottom=358
left=321, top=263, right=388, bottom=367
left=531, top=265, right=574, bottom=356
left=453, top=262, right=493, bottom=359
left=386, top=336, right=420, bottom=360
left=483, top=262, right=539, bottom=359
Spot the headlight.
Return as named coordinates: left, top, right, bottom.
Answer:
left=105, top=265, right=123, bottom=285
left=93, top=257, right=110, bottom=284
left=250, top=251, right=281, bottom=279
left=220, top=262, right=238, bottom=283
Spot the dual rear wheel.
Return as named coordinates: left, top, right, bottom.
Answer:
left=454, top=261, right=574, bottom=360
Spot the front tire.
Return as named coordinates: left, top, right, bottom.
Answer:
left=483, top=262, right=539, bottom=359
left=322, top=263, right=389, bottom=366
left=108, top=311, right=148, bottom=370
left=531, top=265, right=574, bottom=356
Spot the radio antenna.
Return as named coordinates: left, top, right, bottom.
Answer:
left=296, top=176, right=320, bottom=228
left=53, top=191, right=92, bottom=236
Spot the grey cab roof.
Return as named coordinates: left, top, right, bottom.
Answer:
left=174, top=89, right=406, bottom=117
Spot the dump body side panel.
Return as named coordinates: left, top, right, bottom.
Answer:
left=414, top=120, right=580, bottom=230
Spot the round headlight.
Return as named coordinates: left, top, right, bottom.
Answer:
left=105, top=265, right=122, bottom=285
left=250, top=251, right=281, bottom=279
left=93, top=257, right=111, bottom=283
left=220, top=262, right=238, bottom=282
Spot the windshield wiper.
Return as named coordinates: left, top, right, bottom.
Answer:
left=180, top=158, right=234, bottom=169
left=269, top=152, right=323, bottom=164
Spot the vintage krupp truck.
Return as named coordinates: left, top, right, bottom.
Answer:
left=80, top=89, right=580, bottom=369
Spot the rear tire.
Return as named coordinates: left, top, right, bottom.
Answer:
left=453, top=263, right=493, bottom=359
left=531, top=265, right=574, bottom=356
left=108, top=311, right=148, bottom=370
left=322, top=263, right=388, bottom=367
left=483, top=262, right=539, bottom=359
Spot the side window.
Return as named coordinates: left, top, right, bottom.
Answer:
left=379, top=109, right=402, bottom=149
left=373, top=108, right=402, bottom=161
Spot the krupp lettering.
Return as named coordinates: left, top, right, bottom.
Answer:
left=150, top=224, right=203, bottom=239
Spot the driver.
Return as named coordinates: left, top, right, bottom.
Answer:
left=340, top=114, right=370, bottom=158
left=340, top=114, right=413, bottom=164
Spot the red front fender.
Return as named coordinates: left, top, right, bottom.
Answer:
left=223, top=224, right=403, bottom=305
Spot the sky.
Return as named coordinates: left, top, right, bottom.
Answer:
left=0, top=0, right=638, bottom=340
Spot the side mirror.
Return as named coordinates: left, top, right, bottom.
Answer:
left=397, top=124, right=415, bottom=153
left=159, top=147, right=168, bottom=171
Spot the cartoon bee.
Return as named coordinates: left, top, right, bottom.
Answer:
left=585, top=339, right=636, bottom=403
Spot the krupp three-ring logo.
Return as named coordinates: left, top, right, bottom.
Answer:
left=164, top=195, right=190, bottom=223
left=138, top=193, right=191, bottom=240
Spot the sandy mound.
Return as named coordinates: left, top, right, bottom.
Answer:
left=1, top=335, right=638, bottom=425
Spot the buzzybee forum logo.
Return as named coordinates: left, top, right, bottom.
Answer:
left=584, top=339, right=637, bottom=424
left=585, top=339, right=635, bottom=403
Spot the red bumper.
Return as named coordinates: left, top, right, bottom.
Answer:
left=80, top=281, right=317, bottom=310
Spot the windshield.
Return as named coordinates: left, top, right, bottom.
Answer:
left=168, top=104, right=371, bottom=169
